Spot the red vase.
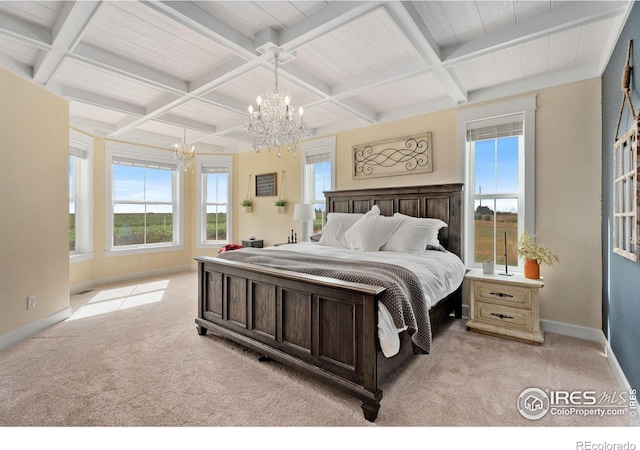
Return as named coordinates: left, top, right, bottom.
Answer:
left=524, top=258, right=540, bottom=279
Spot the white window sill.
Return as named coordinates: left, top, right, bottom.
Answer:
left=196, top=241, right=230, bottom=249
left=70, top=253, right=94, bottom=264
left=105, top=244, right=184, bottom=257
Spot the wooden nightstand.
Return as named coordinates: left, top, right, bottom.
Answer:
left=465, top=269, right=544, bottom=345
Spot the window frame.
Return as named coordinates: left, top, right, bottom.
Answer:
left=105, top=142, right=184, bottom=256
left=458, top=96, right=536, bottom=270
left=69, top=129, right=93, bottom=263
left=301, top=136, right=336, bottom=235
left=196, top=155, right=233, bottom=248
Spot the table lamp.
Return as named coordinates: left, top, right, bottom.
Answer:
left=293, top=204, right=315, bottom=242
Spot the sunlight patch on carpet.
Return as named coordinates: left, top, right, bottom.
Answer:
left=68, top=279, right=169, bottom=321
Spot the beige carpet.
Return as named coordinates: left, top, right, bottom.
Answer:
left=0, top=270, right=633, bottom=429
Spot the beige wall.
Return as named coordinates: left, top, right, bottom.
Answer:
left=66, top=77, right=603, bottom=330
left=0, top=68, right=70, bottom=336
left=534, top=79, right=602, bottom=328
left=336, top=108, right=460, bottom=190
left=233, top=151, right=303, bottom=247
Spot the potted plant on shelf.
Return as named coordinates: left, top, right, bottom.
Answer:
left=275, top=199, right=287, bottom=214
left=241, top=199, right=253, bottom=213
left=517, top=230, right=559, bottom=279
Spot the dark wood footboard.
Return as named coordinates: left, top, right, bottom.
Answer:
left=196, top=255, right=388, bottom=421
left=195, top=255, right=462, bottom=422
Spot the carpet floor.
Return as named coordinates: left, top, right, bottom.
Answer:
left=0, top=271, right=634, bottom=433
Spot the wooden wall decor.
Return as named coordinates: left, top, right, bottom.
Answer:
left=255, top=172, right=277, bottom=197
left=352, top=132, right=432, bottom=179
left=613, top=120, right=639, bottom=261
left=612, top=40, right=639, bottom=262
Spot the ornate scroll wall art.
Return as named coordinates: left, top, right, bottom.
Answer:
left=352, top=132, right=433, bottom=179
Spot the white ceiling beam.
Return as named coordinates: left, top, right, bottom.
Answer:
left=33, top=1, right=102, bottom=85
left=0, top=11, right=51, bottom=50
left=467, top=63, right=601, bottom=106
left=109, top=95, right=191, bottom=137
left=193, top=142, right=225, bottom=153
left=384, top=1, right=467, bottom=104
left=331, top=60, right=429, bottom=99
left=71, top=43, right=188, bottom=95
left=0, top=51, right=32, bottom=79
left=62, top=86, right=145, bottom=117
left=442, top=0, right=630, bottom=67
left=156, top=113, right=216, bottom=134
left=141, top=1, right=257, bottom=61
left=335, top=98, right=378, bottom=123
left=199, top=91, right=250, bottom=116
left=212, top=129, right=252, bottom=145
left=70, top=115, right=116, bottom=133
left=189, top=57, right=258, bottom=94
left=277, top=63, right=332, bottom=99
left=378, top=96, right=459, bottom=124
left=278, top=1, right=382, bottom=52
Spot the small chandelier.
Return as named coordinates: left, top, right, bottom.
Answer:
left=246, top=47, right=308, bottom=157
left=174, top=128, right=195, bottom=171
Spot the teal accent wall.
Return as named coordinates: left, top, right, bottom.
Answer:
left=602, top=1, right=640, bottom=392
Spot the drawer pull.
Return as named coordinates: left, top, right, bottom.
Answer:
left=490, top=312, right=514, bottom=320
left=490, top=291, right=514, bottom=298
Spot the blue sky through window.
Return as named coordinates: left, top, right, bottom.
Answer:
left=474, top=136, right=519, bottom=213
left=113, top=165, right=172, bottom=212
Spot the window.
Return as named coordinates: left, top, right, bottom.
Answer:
left=69, top=130, right=93, bottom=262
left=459, top=97, right=536, bottom=269
left=301, top=136, right=336, bottom=234
left=612, top=120, right=639, bottom=261
left=105, top=143, right=183, bottom=254
left=196, top=156, right=233, bottom=247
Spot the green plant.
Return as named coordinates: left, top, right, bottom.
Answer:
left=274, top=199, right=287, bottom=206
left=517, top=230, right=559, bottom=267
left=241, top=199, right=253, bottom=207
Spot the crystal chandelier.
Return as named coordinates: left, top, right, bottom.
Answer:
left=246, top=48, right=308, bottom=157
left=174, top=128, right=195, bottom=171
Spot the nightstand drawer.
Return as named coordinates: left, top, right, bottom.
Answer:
left=474, top=281, right=531, bottom=309
left=475, top=302, right=532, bottom=331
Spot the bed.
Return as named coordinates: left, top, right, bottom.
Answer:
left=194, top=183, right=464, bottom=422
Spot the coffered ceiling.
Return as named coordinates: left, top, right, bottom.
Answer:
left=0, top=1, right=633, bottom=153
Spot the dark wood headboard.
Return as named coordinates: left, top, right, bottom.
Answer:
left=324, top=183, right=464, bottom=258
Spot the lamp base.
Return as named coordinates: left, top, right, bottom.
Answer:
left=299, top=221, right=311, bottom=242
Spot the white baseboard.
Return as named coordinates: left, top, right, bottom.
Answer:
left=70, top=264, right=195, bottom=294
left=0, top=306, right=72, bottom=352
left=540, top=318, right=604, bottom=342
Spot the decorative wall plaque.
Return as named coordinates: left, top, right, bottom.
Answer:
left=255, top=172, right=277, bottom=197
left=352, top=132, right=433, bottom=179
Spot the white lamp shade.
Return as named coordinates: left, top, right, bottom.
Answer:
left=293, top=204, right=315, bottom=221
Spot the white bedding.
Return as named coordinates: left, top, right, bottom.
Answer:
left=264, top=242, right=466, bottom=357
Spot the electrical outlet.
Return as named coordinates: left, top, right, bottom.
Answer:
left=27, top=295, right=36, bottom=310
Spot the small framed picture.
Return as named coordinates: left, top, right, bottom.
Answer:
left=255, top=172, right=277, bottom=197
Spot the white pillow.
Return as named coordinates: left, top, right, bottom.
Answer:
left=384, top=214, right=447, bottom=250
left=318, top=212, right=365, bottom=248
left=343, top=208, right=401, bottom=252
